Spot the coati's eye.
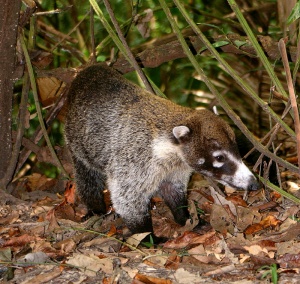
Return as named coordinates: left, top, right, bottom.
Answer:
left=215, top=155, right=225, bottom=162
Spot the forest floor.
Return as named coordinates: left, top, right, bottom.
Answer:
left=1, top=171, right=300, bottom=283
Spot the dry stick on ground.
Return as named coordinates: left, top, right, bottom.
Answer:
left=279, top=39, right=300, bottom=175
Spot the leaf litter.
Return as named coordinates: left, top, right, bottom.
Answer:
left=1, top=172, right=300, bottom=283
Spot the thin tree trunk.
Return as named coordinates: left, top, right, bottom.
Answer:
left=0, top=0, right=21, bottom=188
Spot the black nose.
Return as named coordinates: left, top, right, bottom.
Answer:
left=248, top=176, right=260, bottom=191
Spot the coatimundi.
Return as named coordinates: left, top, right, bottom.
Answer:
left=65, top=64, right=259, bottom=234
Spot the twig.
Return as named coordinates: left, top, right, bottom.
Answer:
left=33, top=6, right=72, bottom=16
left=278, top=38, right=300, bottom=175
left=20, top=32, right=69, bottom=178
left=89, top=0, right=154, bottom=94
left=101, top=0, right=154, bottom=93
left=15, top=86, right=69, bottom=175
left=89, top=6, right=96, bottom=63
left=50, top=10, right=89, bottom=53
left=244, top=102, right=292, bottom=161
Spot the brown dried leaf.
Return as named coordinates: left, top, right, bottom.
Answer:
left=134, top=273, right=172, bottom=284
left=3, top=234, right=39, bottom=247
left=26, top=173, right=53, bottom=191
left=30, top=50, right=53, bottom=69
left=278, top=253, right=300, bottom=268
left=245, top=215, right=281, bottom=235
left=134, top=9, right=153, bottom=38
left=163, top=230, right=215, bottom=249
left=276, top=240, right=300, bottom=256
left=0, top=210, right=19, bottom=225
left=226, top=195, right=248, bottom=207
left=26, top=267, right=62, bottom=284
left=54, top=203, right=77, bottom=221
left=46, top=208, right=60, bottom=232
left=210, top=203, right=234, bottom=234
left=64, top=181, right=76, bottom=204
left=164, top=250, right=181, bottom=270
left=36, top=77, right=65, bottom=107
left=236, top=206, right=261, bottom=231
left=126, top=232, right=151, bottom=247
left=66, top=253, right=113, bottom=277
left=188, top=244, right=211, bottom=263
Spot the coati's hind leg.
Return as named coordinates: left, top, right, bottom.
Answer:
left=72, top=157, right=106, bottom=215
left=159, top=181, right=190, bottom=226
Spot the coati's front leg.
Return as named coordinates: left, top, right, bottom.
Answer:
left=159, top=181, right=190, bottom=226
left=73, top=157, right=107, bottom=215
left=108, top=183, right=154, bottom=234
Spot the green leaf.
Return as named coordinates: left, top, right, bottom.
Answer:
left=199, top=40, right=229, bottom=53
left=233, top=40, right=247, bottom=48
left=287, top=1, right=300, bottom=25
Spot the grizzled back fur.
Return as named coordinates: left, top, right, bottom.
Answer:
left=65, top=64, right=259, bottom=234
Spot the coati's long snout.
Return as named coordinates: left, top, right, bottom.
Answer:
left=215, top=154, right=259, bottom=191
left=65, top=64, right=259, bottom=235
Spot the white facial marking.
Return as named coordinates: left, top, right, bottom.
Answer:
left=198, top=158, right=205, bottom=165
left=213, top=161, right=224, bottom=168
left=212, top=150, right=223, bottom=157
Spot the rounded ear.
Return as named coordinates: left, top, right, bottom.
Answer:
left=173, top=126, right=190, bottom=140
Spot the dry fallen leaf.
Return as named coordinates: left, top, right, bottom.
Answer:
left=244, top=215, right=281, bottom=235
left=16, top=251, right=49, bottom=267
left=165, top=250, right=181, bottom=270
left=2, top=234, right=39, bottom=248
left=126, top=232, right=151, bottom=247
left=134, top=273, right=172, bottom=284
left=173, top=268, right=201, bottom=284
left=0, top=210, right=19, bottom=225
left=134, top=9, right=153, bottom=38
left=66, top=253, right=113, bottom=277
left=163, top=230, right=215, bottom=249
left=64, top=181, right=76, bottom=204
left=276, top=240, right=300, bottom=256
left=277, top=253, right=300, bottom=268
